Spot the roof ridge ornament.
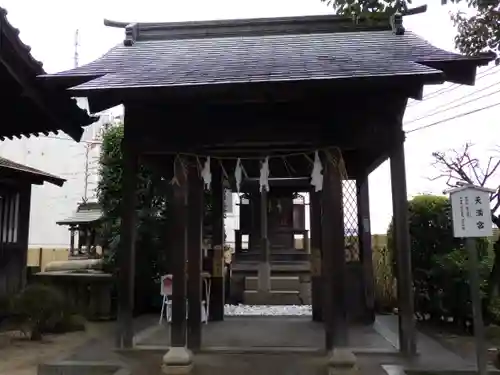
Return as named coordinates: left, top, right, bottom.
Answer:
left=124, top=23, right=138, bottom=46
left=390, top=12, right=405, bottom=35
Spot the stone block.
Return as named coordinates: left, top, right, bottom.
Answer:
left=245, top=276, right=300, bottom=291
left=162, top=347, right=193, bottom=375
left=243, top=290, right=301, bottom=305
left=327, top=348, right=360, bottom=375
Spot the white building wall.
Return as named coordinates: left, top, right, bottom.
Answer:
left=0, top=103, right=122, bottom=248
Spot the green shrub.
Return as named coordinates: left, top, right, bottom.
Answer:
left=9, top=284, right=85, bottom=340
left=489, top=297, right=500, bottom=325
left=388, top=194, right=491, bottom=329
left=50, top=313, right=86, bottom=333
left=97, top=124, right=215, bottom=313
left=372, top=243, right=397, bottom=313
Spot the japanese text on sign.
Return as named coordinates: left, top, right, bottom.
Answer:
left=450, top=188, right=492, bottom=238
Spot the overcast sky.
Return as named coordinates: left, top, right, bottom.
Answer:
left=1, top=0, right=499, bottom=233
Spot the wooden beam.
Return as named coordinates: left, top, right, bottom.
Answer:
left=210, top=165, right=225, bottom=321
left=187, top=162, right=203, bottom=350
left=310, top=190, right=323, bottom=322
left=258, top=187, right=271, bottom=293
left=356, top=174, right=375, bottom=324
left=322, top=151, right=348, bottom=350
left=170, top=156, right=188, bottom=347
left=390, top=134, right=417, bottom=357
left=116, top=111, right=138, bottom=349
left=76, top=73, right=441, bottom=104
left=18, top=184, right=31, bottom=290
left=136, top=98, right=409, bottom=155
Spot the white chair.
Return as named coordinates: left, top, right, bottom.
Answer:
left=159, top=274, right=209, bottom=324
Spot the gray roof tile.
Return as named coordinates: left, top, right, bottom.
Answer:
left=0, top=157, right=65, bottom=186
left=45, top=27, right=485, bottom=90
left=57, top=208, right=103, bottom=225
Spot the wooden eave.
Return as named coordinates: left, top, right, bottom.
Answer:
left=0, top=7, right=96, bottom=141
left=0, top=157, right=65, bottom=187
left=37, top=12, right=494, bottom=114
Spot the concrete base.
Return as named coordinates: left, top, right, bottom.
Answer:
left=245, top=276, right=300, bottom=291
left=257, top=262, right=271, bottom=292
left=327, top=348, right=360, bottom=375
left=243, top=290, right=302, bottom=305
left=162, top=347, right=193, bottom=375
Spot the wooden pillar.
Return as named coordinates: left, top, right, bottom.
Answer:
left=249, top=192, right=260, bottom=250
left=170, top=156, right=188, bottom=347
left=357, top=174, right=375, bottom=324
left=258, top=188, right=271, bottom=293
left=390, top=134, right=417, bottom=356
left=18, top=185, right=31, bottom=289
left=322, top=158, right=348, bottom=350
left=310, top=190, right=322, bottom=322
left=303, top=230, right=310, bottom=253
left=69, top=226, right=75, bottom=255
left=187, top=162, right=203, bottom=350
left=116, top=117, right=138, bottom=349
left=85, top=227, right=91, bottom=252
left=77, top=226, right=83, bottom=253
left=210, top=165, right=224, bottom=321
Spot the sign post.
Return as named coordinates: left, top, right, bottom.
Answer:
left=445, top=184, right=495, bottom=375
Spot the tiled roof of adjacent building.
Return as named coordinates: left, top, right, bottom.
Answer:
left=40, top=14, right=491, bottom=92
left=0, top=157, right=65, bottom=186
left=0, top=7, right=96, bottom=141
left=56, top=202, right=103, bottom=225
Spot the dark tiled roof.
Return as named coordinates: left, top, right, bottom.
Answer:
left=57, top=202, right=103, bottom=225
left=0, top=7, right=96, bottom=141
left=42, top=15, right=490, bottom=92
left=56, top=208, right=103, bottom=225
left=0, top=157, right=65, bottom=187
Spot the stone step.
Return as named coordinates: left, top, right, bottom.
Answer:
left=243, top=290, right=303, bottom=305
left=231, top=260, right=311, bottom=275
left=245, top=276, right=300, bottom=291
left=236, top=252, right=309, bottom=262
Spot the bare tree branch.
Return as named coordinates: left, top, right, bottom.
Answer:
left=431, top=143, right=500, bottom=220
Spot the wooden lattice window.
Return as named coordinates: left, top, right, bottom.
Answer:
left=0, top=192, right=20, bottom=244
left=342, top=180, right=359, bottom=263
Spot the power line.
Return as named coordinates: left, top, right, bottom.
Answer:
left=406, top=65, right=500, bottom=107
left=406, top=101, right=500, bottom=134
left=405, top=80, right=500, bottom=125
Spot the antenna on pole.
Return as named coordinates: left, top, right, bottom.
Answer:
left=74, top=29, right=80, bottom=68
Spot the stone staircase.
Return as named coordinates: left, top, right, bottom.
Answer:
left=242, top=275, right=310, bottom=305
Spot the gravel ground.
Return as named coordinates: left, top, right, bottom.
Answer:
left=224, top=304, right=312, bottom=316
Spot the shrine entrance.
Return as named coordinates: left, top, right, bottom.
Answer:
left=40, top=9, right=489, bottom=373
left=235, top=182, right=309, bottom=261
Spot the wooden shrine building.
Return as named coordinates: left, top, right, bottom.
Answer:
left=39, top=11, right=491, bottom=373
left=57, top=202, right=103, bottom=257
left=0, top=157, right=67, bottom=297
left=0, top=7, right=95, bottom=295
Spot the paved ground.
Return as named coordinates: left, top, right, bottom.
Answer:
left=124, top=352, right=390, bottom=375
left=46, top=314, right=498, bottom=374
left=137, top=316, right=395, bottom=351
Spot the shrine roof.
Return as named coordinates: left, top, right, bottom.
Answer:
left=56, top=208, right=103, bottom=226
left=0, top=7, right=96, bottom=141
left=0, top=157, right=65, bottom=187
left=39, top=14, right=491, bottom=94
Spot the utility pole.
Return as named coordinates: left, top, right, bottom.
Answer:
left=74, top=29, right=80, bottom=68
left=83, top=143, right=90, bottom=202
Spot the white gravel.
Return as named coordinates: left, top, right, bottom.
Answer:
left=224, top=304, right=312, bottom=316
